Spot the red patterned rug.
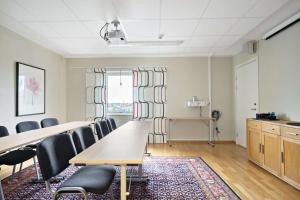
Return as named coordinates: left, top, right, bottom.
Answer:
left=2, top=157, right=240, bottom=199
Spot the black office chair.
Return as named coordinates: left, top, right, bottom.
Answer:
left=108, top=118, right=117, bottom=130
left=37, top=134, right=116, bottom=199
left=100, top=120, right=111, bottom=137
left=106, top=119, right=113, bottom=133
left=41, top=118, right=59, bottom=128
left=72, top=126, right=96, bottom=154
left=16, top=121, right=40, bottom=133
left=0, top=126, right=36, bottom=180
left=95, top=121, right=104, bottom=140
left=16, top=121, right=40, bottom=149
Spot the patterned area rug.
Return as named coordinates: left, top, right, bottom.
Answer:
left=2, top=157, right=240, bottom=199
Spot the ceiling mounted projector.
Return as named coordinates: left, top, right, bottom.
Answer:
left=100, top=20, right=127, bottom=45
left=99, top=20, right=184, bottom=46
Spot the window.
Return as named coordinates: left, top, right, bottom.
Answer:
left=107, top=71, right=133, bottom=115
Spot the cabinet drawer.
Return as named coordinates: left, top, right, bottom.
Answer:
left=262, top=123, right=280, bottom=135
left=248, top=120, right=261, bottom=130
left=281, top=127, right=300, bottom=140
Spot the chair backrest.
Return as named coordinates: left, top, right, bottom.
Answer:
left=37, top=134, right=75, bottom=181
left=0, top=126, right=9, bottom=138
left=100, top=120, right=110, bottom=137
left=72, top=126, right=96, bottom=154
left=41, top=118, right=59, bottom=128
left=108, top=118, right=117, bottom=130
left=95, top=121, right=103, bottom=140
left=16, top=121, right=40, bottom=133
left=106, top=119, right=113, bottom=132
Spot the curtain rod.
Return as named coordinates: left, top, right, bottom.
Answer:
left=71, top=66, right=167, bottom=70
left=71, top=67, right=133, bottom=70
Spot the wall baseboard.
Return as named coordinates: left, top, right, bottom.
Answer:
left=166, top=139, right=236, bottom=144
left=235, top=143, right=247, bottom=149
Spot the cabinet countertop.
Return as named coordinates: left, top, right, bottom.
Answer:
left=248, top=118, right=300, bottom=129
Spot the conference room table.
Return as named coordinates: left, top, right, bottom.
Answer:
left=70, top=120, right=152, bottom=200
left=0, top=121, right=93, bottom=200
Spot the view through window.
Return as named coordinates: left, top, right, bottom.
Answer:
left=107, top=71, right=133, bottom=114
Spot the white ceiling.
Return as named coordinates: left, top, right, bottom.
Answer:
left=0, top=0, right=291, bottom=57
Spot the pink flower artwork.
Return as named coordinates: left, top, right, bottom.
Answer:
left=26, top=77, right=40, bottom=104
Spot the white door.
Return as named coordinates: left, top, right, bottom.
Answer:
left=235, top=58, right=259, bottom=147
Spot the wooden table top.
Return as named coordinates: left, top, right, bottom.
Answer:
left=70, top=120, right=152, bottom=165
left=0, top=121, right=93, bottom=153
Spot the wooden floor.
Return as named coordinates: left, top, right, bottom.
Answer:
left=148, top=142, right=300, bottom=200
left=1, top=142, right=300, bottom=199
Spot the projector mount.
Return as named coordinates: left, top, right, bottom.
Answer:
left=99, top=20, right=127, bottom=44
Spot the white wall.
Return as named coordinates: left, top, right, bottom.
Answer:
left=0, top=25, right=67, bottom=133
left=233, top=22, right=300, bottom=122
left=66, top=57, right=235, bottom=141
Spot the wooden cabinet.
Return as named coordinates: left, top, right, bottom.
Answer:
left=281, top=136, right=300, bottom=189
left=247, top=119, right=300, bottom=190
left=248, top=128, right=262, bottom=165
left=261, top=131, right=280, bottom=176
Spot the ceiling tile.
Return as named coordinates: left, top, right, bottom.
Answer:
left=50, top=38, right=106, bottom=49
left=203, top=0, right=257, bottom=18
left=122, top=20, right=160, bottom=38
left=158, top=46, right=185, bottom=54
left=246, top=0, right=289, bottom=17
left=184, top=47, right=212, bottom=54
left=112, top=0, right=160, bottom=20
left=46, top=22, right=93, bottom=37
left=0, top=0, right=35, bottom=21
left=161, top=0, right=210, bottom=19
left=227, top=18, right=263, bottom=35
left=15, top=0, right=76, bottom=21
left=187, top=36, right=221, bottom=47
left=67, top=48, right=109, bottom=55
left=63, top=0, right=116, bottom=21
left=194, top=19, right=238, bottom=35
left=125, top=36, right=188, bottom=42
left=0, top=0, right=291, bottom=57
left=22, top=22, right=61, bottom=37
left=214, top=35, right=242, bottom=47
left=160, top=20, right=198, bottom=37
left=83, top=20, right=106, bottom=37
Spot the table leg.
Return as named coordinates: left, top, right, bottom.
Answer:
left=0, top=180, right=4, bottom=200
left=138, top=164, right=142, bottom=180
left=168, top=119, right=172, bottom=147
left=120, top=165, right=127, bottom=200
left=208, top=120, right=215, bottom=147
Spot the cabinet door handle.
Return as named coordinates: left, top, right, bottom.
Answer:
left=259, top=144, right=261, bottom=152
left=286, top=132, right=299, bottom=136
left=281, top=152, right=284, bottom=163
left=262, top=145, right=264, bottom=154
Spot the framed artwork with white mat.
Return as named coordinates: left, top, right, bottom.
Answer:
left=16, top=62, right=45, bottom=116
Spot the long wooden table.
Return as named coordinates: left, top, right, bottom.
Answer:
left=69, top=120, right=152, bottom=200
left=0, top=121, right=93, bottom=153
left=0, top=121, right=93, bottom=200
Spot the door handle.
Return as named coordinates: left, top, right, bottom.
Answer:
left=250, top=108, right=257, bottom=111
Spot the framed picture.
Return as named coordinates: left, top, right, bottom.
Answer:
left=16, top=62, right=45, bottom=116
